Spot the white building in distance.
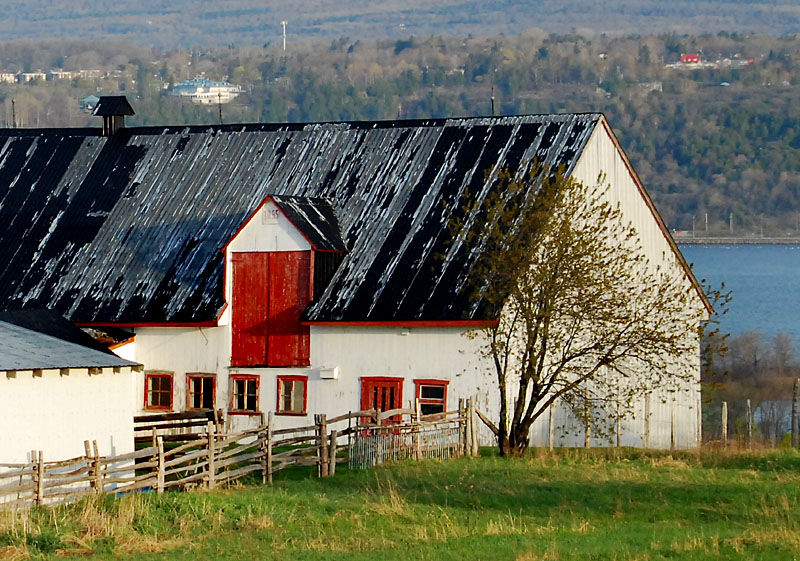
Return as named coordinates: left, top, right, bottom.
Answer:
left=171, top=77, right=243, bottom=104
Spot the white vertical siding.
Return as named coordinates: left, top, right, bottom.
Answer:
left=0, top=368, right=136, bottom=463
left=561, top=122, right=705, bottom=448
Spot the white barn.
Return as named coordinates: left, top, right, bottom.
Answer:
left=0, top=98, right=708, bottom=449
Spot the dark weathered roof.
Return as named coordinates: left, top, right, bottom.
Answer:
left=92, top=96, right=135, bottom=116
left=270, top=196, right=346, bottom=252
left=0, top=309, right=115, bottom=354
left=0, top=114, right=600, bottom=323
left=0, top=320, right=138, bottom=371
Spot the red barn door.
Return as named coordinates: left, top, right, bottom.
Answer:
left=231, top=251, right=311, bottom=367
left=266, top=252, right=311, bottom=366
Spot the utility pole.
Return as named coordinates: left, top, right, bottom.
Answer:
left=490, top=86, right=495, bottom=116
left=11, top=99, right=16, bottom=129
left=281, top=21, right=287, bottom=51
left=218, top=92, right=223, bottom=125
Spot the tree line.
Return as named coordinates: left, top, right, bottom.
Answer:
left=0, top=31, right=799, bottom=233
left=704, top=331, right=800, bottom=446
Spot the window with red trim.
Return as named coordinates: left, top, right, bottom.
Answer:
left=277, top=375, right=308, bottom=415
left=145, top=371, right=173, bottom=410
left=414, top=379, right=449, bottom=416
left=186, top=373, right=216, bottom=410
left=230, top=375, right=259, bottom=413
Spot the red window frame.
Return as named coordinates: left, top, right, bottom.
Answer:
left=361, top=377, right=404, bottom=424
left=229, top=374, right=260, bottom=415
left=144, top=371, right=173, bottom=410
left=414, top=379, right=449, bottom=417
left=276, top=375, right=308, bottom=416
left=186, top=373, right=216, bottom=410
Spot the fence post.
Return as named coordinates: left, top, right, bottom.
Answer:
left=721, top=401, right=728, bottom=449
left=458, top=399, right=466, bottom=455
left=92, top=440, right=102, bottom=493
left=465, top=398, right=474, bottom=457
left=329, top=430, right=338, bottom=477
left=670, top=402, right=676, bottom=451
left=414, top=399, right=422, bottom=460
left=548, top=402, right=555, bottom=452
left=644, top=393, right=651, bottom=448
left=316, top=414, right=329, bottom=477
left=615, top=382, right=621, bottom=449
left=207, top=421, right=216, bottom=490
left=583, top=390, right=591, bottom=449
left=35, top=450, right=44, bottom=506
left=746, top=399, right=753, bottom=450
left=792, top=379, right=799, bottom=448
left=697, top=395, right=702, bottom=448
left=471, top=395, right=480, bottom=456
left=83, top=440, right=94, bottom=492
left=264, top=412, right=273, bottom=484
left=156, top=436, right=165, bottom=493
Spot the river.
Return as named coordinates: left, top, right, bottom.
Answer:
left=679, top=244, right=800, bottom=341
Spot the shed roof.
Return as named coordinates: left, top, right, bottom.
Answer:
left=0, top=309, right=116, bottom=354
left=0, top=114, right=603, bottom=323
left=0, top=320, right=138, bottom=371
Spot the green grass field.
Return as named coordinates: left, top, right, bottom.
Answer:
left=3, top=448, right=800, bottom=560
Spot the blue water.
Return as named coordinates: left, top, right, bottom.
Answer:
left=679, top=244, right=800, bottom=341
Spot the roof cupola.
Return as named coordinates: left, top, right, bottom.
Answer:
left=92, top=96, right=135, bottom=136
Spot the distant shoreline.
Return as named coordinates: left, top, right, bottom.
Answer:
left=675, top=237, right=800, bottom=245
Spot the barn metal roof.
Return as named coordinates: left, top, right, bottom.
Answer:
left=0, top=114, right=601, bottom=323
left=0, top=320, right=138, bottom=371
left=270, top=196, right=347, bottom=252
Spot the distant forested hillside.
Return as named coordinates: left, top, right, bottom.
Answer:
left=0, top=31, right=799, bottom=234
left=0, top=1, right=799, bottom=48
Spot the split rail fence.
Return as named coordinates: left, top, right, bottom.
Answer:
left=0, top=399, right=479, bottom=509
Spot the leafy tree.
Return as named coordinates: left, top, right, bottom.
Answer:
left=452, top=167, right=707, bottom=457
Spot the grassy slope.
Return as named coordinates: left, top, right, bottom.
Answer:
left=3, top=449, right=800, bottom=560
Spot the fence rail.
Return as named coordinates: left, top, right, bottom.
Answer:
left=1, top=398, right=479, bottom=509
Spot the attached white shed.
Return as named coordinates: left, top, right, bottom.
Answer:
left=0, top=319, right=140, bottom=463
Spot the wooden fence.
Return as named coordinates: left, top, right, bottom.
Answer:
left=0, top=399, right=479, bottom=509
left=133, top=409, right=223, bottom=444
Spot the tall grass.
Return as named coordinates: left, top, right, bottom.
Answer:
left=2, top=448, right=799, bottom=560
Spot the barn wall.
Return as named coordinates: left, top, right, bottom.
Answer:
left=131, top=324, right=500, bottom=435
left=0, top=368, right=135, bottom=463
left=563, top=122, right=706, bottom=448
left=131, top=323, right=700, bottom=449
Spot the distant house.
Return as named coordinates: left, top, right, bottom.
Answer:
left=0, top=311, right=140, bottom=463
left=49, top=69, right=101, bottom=80
left=80, top=94, right=101, bottom=112
left=681, top=53, right=701, bottom=64
left=17, top=71, right=47, bottom=83
left=171, top=77, right=243, bottom=104
left=0, top=98, right=708, bottom=449
left=0, top=72, right=15, bottom=84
